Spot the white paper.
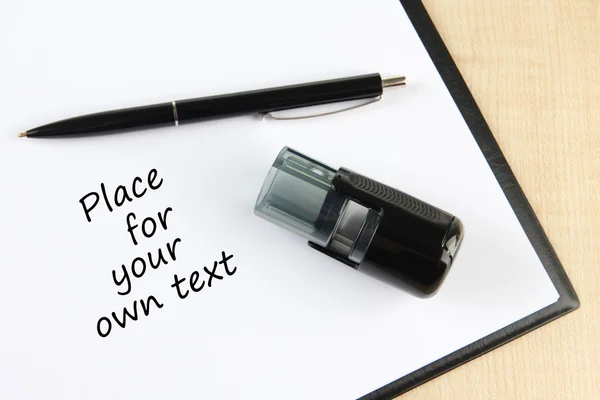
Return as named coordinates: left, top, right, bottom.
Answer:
left=0, top=0, right=558, bottom=399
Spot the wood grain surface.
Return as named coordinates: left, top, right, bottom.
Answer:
left=395, top=1, right=600, bottom=399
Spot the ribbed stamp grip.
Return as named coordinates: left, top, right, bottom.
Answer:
left=348, top=173, right=442, bottom=221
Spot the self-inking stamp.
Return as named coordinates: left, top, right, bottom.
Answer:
left=254, top=147, right=464, bottom=297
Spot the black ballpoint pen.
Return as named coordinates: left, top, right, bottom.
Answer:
left=18, top=73, right=405, bottom=138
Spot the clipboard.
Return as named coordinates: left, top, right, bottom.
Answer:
left=360, top=1, right=580, bottom=398
left=0, top=1, right=579, bottom=399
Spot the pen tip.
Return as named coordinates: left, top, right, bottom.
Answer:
left=18, top=132, right=27, bottom=138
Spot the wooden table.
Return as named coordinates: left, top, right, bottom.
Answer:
left=397, top=1, right=600, bottom=399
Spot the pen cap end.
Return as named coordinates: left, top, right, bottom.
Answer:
left=382, top=76, right=406, bottom=88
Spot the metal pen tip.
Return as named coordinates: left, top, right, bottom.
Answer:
left=18, top=132, right=27, bottom=138
left=382, top=76, right=406, bottom=88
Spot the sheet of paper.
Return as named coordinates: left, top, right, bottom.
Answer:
left=0, top=0, right=559, bottom=398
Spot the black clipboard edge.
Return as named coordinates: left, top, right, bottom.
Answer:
left=360, top=1, right=580, bottom=398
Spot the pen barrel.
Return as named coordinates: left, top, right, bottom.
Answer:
left=26, top=103, right=174, bottom=137
left=176, top=73, right=383, bottom=123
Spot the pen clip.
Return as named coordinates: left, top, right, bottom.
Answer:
left=259, top=96, right=382, bottom=121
